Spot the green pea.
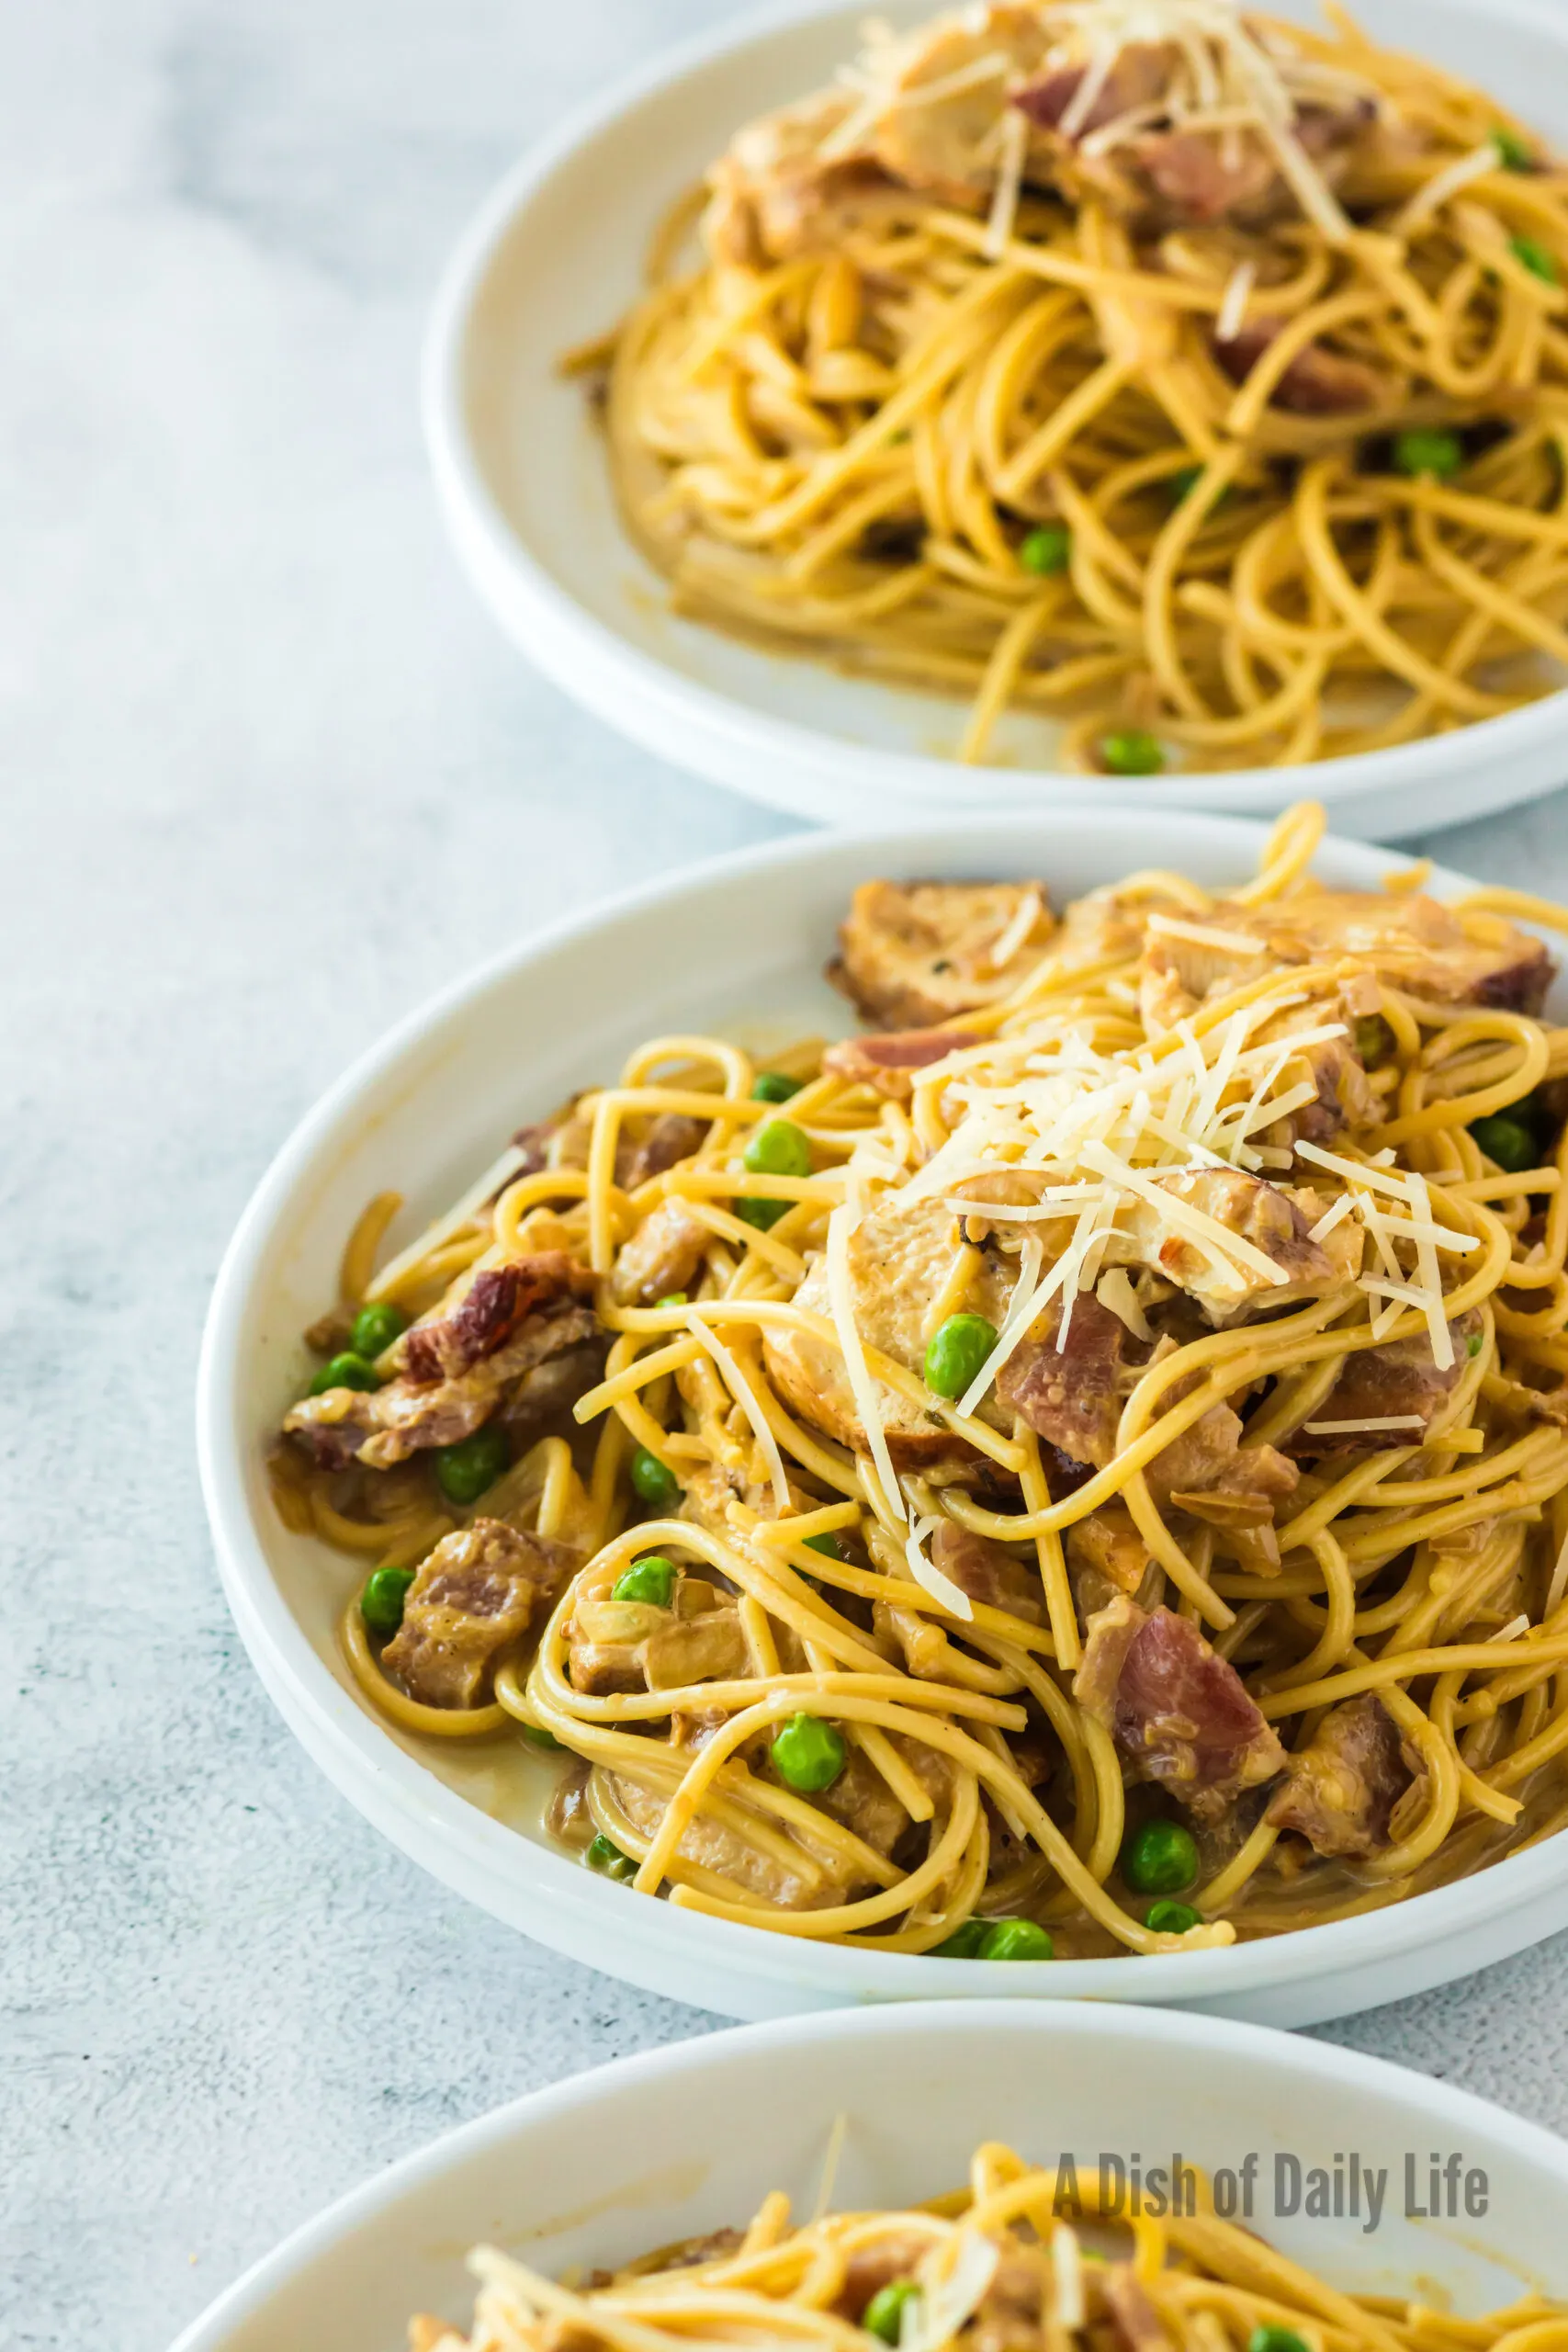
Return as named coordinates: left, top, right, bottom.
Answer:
left=1511, top=233, right=1558, bottom=283
left=1353, top=1013, right=1393, bottom=1066
left=805, top=1531, right=843, bottom=1560
left=433, top=1423, right=510, bottom=1505
left=863, top=2281, right=919, bottom=2344
left=1099, top=729, right=1166, bottom=776
left=612, top=1555, right=677, bottom=1608
left=1393, top=426, right=1462, bottom=480
left=522, top=1724, right=562, bottom=1749
left=1493, top=125, right=1534, bottom=170
left=1146, top=1899, right=1201, bottom=1935
left=1121, top=1818, right=1200, bottom=1895
left=744, top=1118, right=812, bottom=1180
left=1019, top=524, right=1071, bottom=575
left=629, top=1447, right=681, bottom=1510
left=350, top=1301, right=407, bottom=1359
left=655, top=1292, right=689, bottom=1308
left=360, top=1566, right=414, bottom=1639
left=978, top=1918, right=1055, bottom=1961
left=1248, top=2329, right=1313, bottom=2352
left=931, top=1918, right=990, bottom=1957
left=1168, top=464, right=1202, bottom=504
left=751, top=1070, right=803, bottom=1103
left=585, top=1832, right=637, bottom=1881
left=924, top=1312, right=998, bottom=1400
left=736, top=1194, right=791, bottom=1232
left=771, top=1712, right=846, bottom=1792
left=308, top=1351, right=381, bottom=1396
left=1467, top=1330, right=1484, bottom=1358
left=1470, top=1112, right=1538, bottom=1171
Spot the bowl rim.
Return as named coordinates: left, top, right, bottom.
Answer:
left=196, top=806, right=1568, bottom=2013
left=167, top=1996, right=1568, bottom=2351
left=421, top=0, right=1568, bottom=819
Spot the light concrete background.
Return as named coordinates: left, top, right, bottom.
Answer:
left=6, top=3, right=1568, bottom=2346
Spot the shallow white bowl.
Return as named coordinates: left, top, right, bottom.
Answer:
left=171, top=2000, right=1568, bottom=2350
left=197, top=810, right=1568, bottom=2027
left=423, top=0, right=1568, bottom=837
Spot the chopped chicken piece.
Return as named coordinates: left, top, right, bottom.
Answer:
left=1110, top=1168, right=1360, bottom=1326
left=833, top=2234, right=942, bottom=2324
left=822, top=1024, right=981, bottom=1098
left=1066, top=1504, right=1149, bottom=1595
left=1268, top=1695, right=1426, bottom=1857
left=681, top=1458, right=816, bottom=1544
left=381, top=1520, right=579, bottom=1709
left=812, top=1745, right=910, bottom=1856
left=1076, top=1597, right=1286, bottom=1819
left=499, top=1338, right=605, bottom=1442
left=611, top=1198, right=709, bottom=1306
left=830, top=878, right=1055, bottom=1028
left=285, top=1261, right=597, bottom=1458
left=1145, top=1386, right=1298, bottom=1514
left=1100, top=2264, right=1177, bottom=2352
left=567, top=1574, right=749, bottom=1699
left=762, top=1196, right=1013, bottom=1468
left=606, top=1770, right=863, bottom=1909
left=1288, top=1313, right=1479, bottom=1456
left=705, top=91, right=906, bottom=266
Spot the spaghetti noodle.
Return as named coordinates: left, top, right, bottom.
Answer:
left=582, top=0, right=1568, bottom=771
left=408, top=2136, right=1568, bottom=2352
left=272, top=802, right=1568, bottom=1961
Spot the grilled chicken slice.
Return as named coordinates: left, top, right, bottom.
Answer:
left=830, top=878, right=1055, bottom=1028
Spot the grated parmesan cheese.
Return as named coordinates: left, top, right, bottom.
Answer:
left=1215, top=255, right=1257, bottom=343
left=1303, top=1414, right=1427, bottom=1434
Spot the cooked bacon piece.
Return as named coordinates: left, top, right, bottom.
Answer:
left=401, top=1255, right=594, bottom=1384
left=930, top=1521, right=1046, bottom=1623
left=1014, top=43, right=1172, bottom=137
left=1142, top=129, right=1279, bottom=223
left=1288, top=1313, right=1478, bottom=1456
left=1100, top=2264, right=1176, bottom=2352
left=1268, top=1695, right=1424, bottom=1857
left=1213, top=321, right=1383, bottom=413
left=611, top=1198, right=708, bottom=1307
left=381, top=1520, right=580, bottom=1709
left=284, top=1256, right=598, bottom=1472
left=619, top=1114, right=708, bottom=1190
left=822, top=1025, right=980, bottom=1099
left=831, top=878, right=1055, bottom=1029
left=606, top=1768, right=862, bottom=1908
left=833, top=2233, right=943, bottom=2323
left=1112, top=1167, right=1358, bottom=1326
left=763, top=1195, right=1012, bottom=1470
left=997, top=1291, right=1138, bottom=1469
left=1077, top=1597, right=1285, bottom=1817
left=1141, top=890, right=1553, bottom=1020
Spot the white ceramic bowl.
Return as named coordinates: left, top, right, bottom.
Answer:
left=423, top=0, right=1568, bottom=837
left=197, top=809, right=1568, bottom=2027
left=171, top=2000, right=1568, bottom=2351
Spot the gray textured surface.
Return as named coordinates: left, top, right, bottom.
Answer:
left=6, top=3, right=1568, bottom=2346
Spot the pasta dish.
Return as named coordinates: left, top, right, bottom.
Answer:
left=271, top=802, right=1568, bottom=1961
left=407, top=2136, right=1567, bottom=2350
left=581, top=0, right=1568, bottom=772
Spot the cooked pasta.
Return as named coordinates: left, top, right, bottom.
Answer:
left=272, top=801, right=1568, bottom=1960
left=580, top=0, right=1568, bottom=772
left=408, top=2136, right=1567, bottom=2352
